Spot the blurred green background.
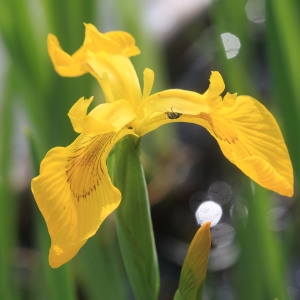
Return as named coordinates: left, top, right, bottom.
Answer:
left=0, top=0, right=299, bottom=299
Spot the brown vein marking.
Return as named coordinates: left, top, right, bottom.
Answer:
left=65, top=132, right=115, bottom=201
left=199, top=112, right=238, bottom=144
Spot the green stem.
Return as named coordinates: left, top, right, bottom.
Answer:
left=113, top=136, right=160, bottom=300
left=0, top=69, right=19, bottom=300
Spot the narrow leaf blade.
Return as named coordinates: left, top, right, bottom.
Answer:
left=113, top=136, right=159, bottom=300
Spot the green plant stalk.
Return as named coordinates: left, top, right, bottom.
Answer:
left=74, top=221, right=128, bottom=300
left=266, top=0, right=300, bottom=176
left=266, top=1, right=300, bottom=274
left=235, top=184, right=289, bottom=300
left=0, top=0, right=42, bottom=87
left=43, top=0, right=95, bottom=51
left=0, top=69, right=19, bottom=300
left=113, top=136, right=160, bottom=300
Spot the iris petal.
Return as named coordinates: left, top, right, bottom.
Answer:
left=104, top=30, right=140, bottom=56
left=47, top=24, right=142, bottom=105
left=32, top=130, right=126, bottom=268
left=47, top=34, right=89, bottom=77
left=68, top=97, right=136, bottom=135
left=82, top=23, right=140, bottom=57
left=138, top=72, right=293, bottom=197
left=68, top=96, right=115, bottom=134
left=204, top=71, right=225, bottom=100
left=196, top=95, right=294, bottom=197
left=87, top=54, right=141, bottom=105
left=142, top=68, right=155, bottom=99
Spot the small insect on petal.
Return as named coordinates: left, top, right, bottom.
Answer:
left=165, top=107, right=182, bottom=119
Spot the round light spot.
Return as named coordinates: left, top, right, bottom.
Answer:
left=211, top=223, right=235, bottom=248
left=195, top=200, right=223, bottom=227
left=230, top=201, right=248, bottom=221
left=208, top=243, right=239, bottom=271
left=208, top=181, right=232, bottom=205
left=220, top=32, right=241, bottom=59
left=266, top=207, right=289, bottom=232
left=245, top=0, right=265, bottom=23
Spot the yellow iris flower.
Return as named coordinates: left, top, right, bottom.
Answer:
left=31, top=23, right=293, bottom=268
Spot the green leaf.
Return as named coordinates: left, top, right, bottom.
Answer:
left=234, top=183, right=290, bottom=300
left=174, top=223, right=211, bottom=300
left=74, top=223, right=128, bottom=300
left=113, top=136, right=160, bottom=300
left=266, top=0, right=300, bottom=172
left=0, top=69, right=19, bottom=299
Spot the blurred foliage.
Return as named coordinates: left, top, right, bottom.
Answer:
left=0, top=0, right=299, bottom=299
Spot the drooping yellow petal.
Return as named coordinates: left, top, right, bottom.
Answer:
left=31, top=128, right=132, bottom=268
left=137, top=71, right=293, bottom=196
left=48, top=23, right=142, bottom=105
left=192, top=94, right=294, bottom=197
left=31, top=96, right=137, bottom=267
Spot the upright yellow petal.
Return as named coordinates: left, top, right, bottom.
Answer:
left=101, top=30, right=140, bottom=57
left=81, top=25, right=142, bottom=104
left=142, top=68, right=155, bottom=99
left=48, top=24, right=142, bottom=106
left=31, top=128, right=131, bottom=268
left=204, top=71, right=225, bottom=100
left=82, top=23, right=140, bottom=57
left=47, top=34, right=89, bottom=77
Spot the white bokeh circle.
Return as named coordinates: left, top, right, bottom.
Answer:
left=195, top=200, right=223, bottom=227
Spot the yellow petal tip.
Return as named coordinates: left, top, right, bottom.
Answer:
left=205, top=71, right=225, bottom=98
left=201, top=222, right=212, bottom=230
